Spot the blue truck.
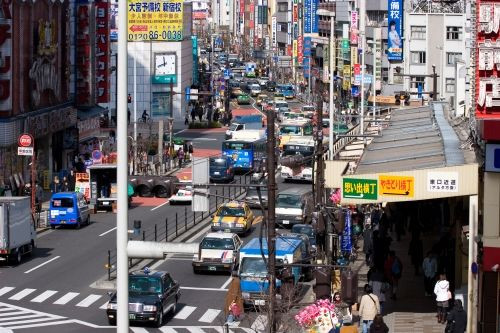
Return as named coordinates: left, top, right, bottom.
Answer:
left=237, top=237, right=303, bottom=306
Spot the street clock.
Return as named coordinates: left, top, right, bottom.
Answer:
left=152, top=53, right=177, bottom=84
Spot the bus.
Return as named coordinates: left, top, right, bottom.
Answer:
left=280, top=136, right=315, bottom=182
left=222, top=137, right=267, bottom=172
left=278, top=119, right=313, bottom=148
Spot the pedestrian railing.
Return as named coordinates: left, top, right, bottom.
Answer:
left=105, top=172, right=251, bottom=280
left=331, top=124, right=361, bottom=157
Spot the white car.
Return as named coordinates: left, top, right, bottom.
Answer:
left=249, top=84, right=261, bottom=96
left=169, top=186, right=192, bottom=204
left=192, top=232, right=242, bottom=273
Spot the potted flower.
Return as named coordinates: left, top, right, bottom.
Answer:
left=295, top=299, right=338, bottom=333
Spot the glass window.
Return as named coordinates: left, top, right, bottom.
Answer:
left=280, top=125, right=301, bottom=135
left=410, top=26, right=426, bottom=40
left=223, top=142, right=252, bottom=150
left=200, top=237, right=235, bottom=250
left=276, top=194, right=302, bottom=208
left=410, top=76, right=425, bottom=89
left=210, top=158, right=228, bottom=167
left=52, top=198, right=74, bottom=208
left=410, top=51, right=426, bottom=64
left=446, top=52, right=462, bottom=66
left=129, top=276, right=162, bottom=294
left=445, top=78, right=455, bottom=93
left=218, top=206, right=246, bottom=217
left=303, top=124, right=313, bottom=135
left=446, top=26, right=462, bottom=40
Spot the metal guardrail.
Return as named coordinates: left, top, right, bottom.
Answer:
left=331, top=124, right=361, bottom=157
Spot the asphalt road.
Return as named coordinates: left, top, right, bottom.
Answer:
left=0, top=94, right=309, bottom=333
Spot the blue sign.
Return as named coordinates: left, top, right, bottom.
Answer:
left=293, top=23, right=298, bottom=39
left=192, top=36, right=199, bottom=85
left=304, top=37, right=312, bottom=56
left=351, top=86, right=359, bottom=97
left=304, top=0, right=311, bottom=33
left=303, top=57, right=310, bottom=78
left=485, top=144, right=500, bottom=172
left=312, top=0, right=319, bottom=33
left=341, top=210, right=352, bottom=252
left=224, top=69, right=231, bottom=79
left=222, top=149, right=253, bottom=169
left=185, top=87, right=190, bottom=102
left=387, top=0, right=403, bottom=61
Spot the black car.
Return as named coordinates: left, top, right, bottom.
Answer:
left=209, top=156, right=235, bottom=183
left=106, top=269, right=180, bottom=327
left=266, top=81, right=276, bottom=92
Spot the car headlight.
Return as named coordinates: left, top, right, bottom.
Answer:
left=242, top=292, right=250, bottom=299
left=235, top=223, right=245, bottom=227
left=143, top=305, right=157, bottom=312
left=295, top=216, right=303, bottom=220
left=107, top=303, right=118, bottom=310
left=193, top=254, right=198, bottom=261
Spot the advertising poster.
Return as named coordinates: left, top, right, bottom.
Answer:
left=127, top=0, right=183, bottom=41
left=341, top=210, right=352, bottom=252
left=311, top=0, right=318, bottom=33
left=272, top=16, right=277, bottom=47
left=95, top=1, right=110, bottom=103
left=110, top=1, right=118, bottom=41
left=75, top=173, right=90, bottom=200
left=304, top=37, right=312, bottom=56
left=387, top=0, right=403, bottom=61
left=151, top=92, right=170, bottom=117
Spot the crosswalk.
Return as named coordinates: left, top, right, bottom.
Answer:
left=0, top=301, right=73, bottom=330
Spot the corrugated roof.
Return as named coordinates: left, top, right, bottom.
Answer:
left=355, top=105, right=464, bottom=174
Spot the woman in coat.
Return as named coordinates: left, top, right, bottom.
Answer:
left=369, top=314, right=389, bottom=333
left=434, top=273, right=451, bottom=324
left=446, top=299, right=467, bottom=333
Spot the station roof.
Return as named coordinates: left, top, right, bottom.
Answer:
left=355, top=104, right=465, bottom=175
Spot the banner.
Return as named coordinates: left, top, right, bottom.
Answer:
left=341, top=210, right=352, bottom=252
left=297, top=35, right=303, bottom=64
left=303, top=57, right=310, bottom=78
left=304, top=37, right=312, bottom=56
left=127, top=0, right=183, bottom=41
left=312, top=0, right=318, bottom=33
left=304, top=0, right=311, bottom=33
left=95, top=1, right=110, bottom=103
left=293, top=40, right=297, bottom=58
left=387, top=0, right=403, bottom=61
left=75, top=173, right=90, bottom=200
left=272, top=16, right=277, bottom=47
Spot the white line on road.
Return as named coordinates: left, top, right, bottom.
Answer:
left=24, top=256, right=60, bottom=274
left=174, top=129, right=187, bottom=135
left=0, top=314, right=45, bottom=322
left=99, top=301, right=109, bottom=310
left=159, top=327, right=179, bottom=333
left=0, top=311, right=27, bottom=317
left=53, top=292, right=79, bottom=305
left=151, top=200, right=170, bottom=211
left=0, top=287, right=14, bottom=297
left=75, top=294, right=102, bottom=307
left=186, top=327, right=206, bottom=333
left=0, top=317, right=66, bottom=327
left=30, top=290, right=58, bottom=303
left=198, top=309, right=221, bottom=323
left=180, top=286, right=228, bottom=292
left=173, top=305, right=196, bottom=320
left=220, top=277, right=232, bottom=290
left=8, top=288, right=36, bottom=301
left=1, top=319, right=75, bottom=330
left=99, top=227, right=117, bottom=237
left=130, top=327, right=149, bottom=333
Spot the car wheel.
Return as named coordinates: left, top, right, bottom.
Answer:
left=154, top=308, right=163, bottom=327
left=76, top=219, right=81, bottom=229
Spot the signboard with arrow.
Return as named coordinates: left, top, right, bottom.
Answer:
left=379, top=175, right=414, bottom=197
left=343, top=178, right=378, bottom=200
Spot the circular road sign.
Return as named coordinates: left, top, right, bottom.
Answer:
left=18, top=133, right=34, bottom=147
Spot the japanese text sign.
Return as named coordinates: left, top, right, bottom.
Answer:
left=96, top=1, right=110, bottom=103
left=379, top=175, right=414, bottom=197
left=76, top=2, right=92, bottom=106
left=387, top=0, right=403, bottom=61
left=427, top=172, right=458, bottom=192
left=127, top=0, right=183, bottom=41
left=343, top=178, right=378, bottom=200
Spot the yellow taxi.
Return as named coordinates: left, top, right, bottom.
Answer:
left=274, top=93, right=286, bottom=102
left=211, top=202, right=254, bottom=235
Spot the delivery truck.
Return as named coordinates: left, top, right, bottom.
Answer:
left=0, top=197, right=36, bottom=264
left=88, top=164, right=117, bottom=212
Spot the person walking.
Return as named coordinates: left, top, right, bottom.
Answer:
left=332, top=292, right=350, bottom=327
left=358, top=284, right=380, bottom=333
left=363, top=221, right=374, bottom=266
left=368, top=267, right=387, bottom=315
left=446, top=299, right=467, bottom=333
left=408, top=234, right=423, bottom=275
left=384, top=250, right=402, bottom=300
left=369, top=314, right=389, bottom=333
left=434, top=273, right=451, bottom=324
left=422, top=251, right=437, bottom=296
left=224, top=278, right=244, bottom=323
left=50, top=176, right=60, bottom=194
left=176, top=147, right=185, bottom=169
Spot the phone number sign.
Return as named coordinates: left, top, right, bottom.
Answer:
left=127, top=0, right=183, bottom=41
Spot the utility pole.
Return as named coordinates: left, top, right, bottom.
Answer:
left=432, top=65, right=438, bottom=101
left=266, top=107, right=277, bottom=333
left=359, top=0, right=366, bottom=141
left=169, top=81, right=174, bottom=170
left=314, top=78, right=326, bottom=260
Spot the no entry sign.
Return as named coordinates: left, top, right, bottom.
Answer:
left=17, top=133, right=34, bottom=156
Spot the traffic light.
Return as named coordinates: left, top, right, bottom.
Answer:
left=128, top=94, right=132, bottom=103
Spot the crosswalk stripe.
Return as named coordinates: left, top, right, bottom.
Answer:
left=173, top=305, right=196, bottom=320
left=250, top=315, right=268, bottom=331
left=0, top=287, right=14, bottom=297
left=75, top=294, right=102, bottom=307
left=99, top=301, right=109, bottom=310
left=159, top=327, right=179, bottom=333
left=53, top=292, right=79, bottom=305
left=8, top=288, right=36, bottom=301
left=0, top=310, right=28, bottom=317
left=0, top=317, right=60, bottom=326
left=31, top=290, right=58, bottom=303
left=186, top=328, right=208, bottom=333
left=198, top=309, right=221, bottom=323
left=1, top=319, right=74, bottom=329
left=0, top=308, right=18, bottom=312
left=130, top=327, right=149, bottom=333
left=0, top=314, right=44, bottom=322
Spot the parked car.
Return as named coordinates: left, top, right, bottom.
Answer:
left=106, top=268, right=180, bottom=327
left=291, top=224, right=317, bottom=248
left=192, top=232, right=242, bottom=274
left=209, top=156, right=235, bottom=183
left=258, top=77, right=269, bottom=87
left=211, top=202, right=254, bottom=235
left=266, top=81, right=276, bottom=92
left=237, top=94, right=251, bottom=105
left=169, top=186, right=192, bottom=204
left=231, top=87, right=244, bottom=98
left=49, top=192, right=90, bottom=229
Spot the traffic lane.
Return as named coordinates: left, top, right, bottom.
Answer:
left=13, top=322, right=111, bottom=333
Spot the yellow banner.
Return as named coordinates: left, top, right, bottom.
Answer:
left=379, top=175, right=415, bottom=197
left=127, top=0, right=183, bottom=41
left=293, top=40, right=298, bottom=58
left=351, top=47, right=358, bottom=65
left=343, top=65, right=351, bottom=77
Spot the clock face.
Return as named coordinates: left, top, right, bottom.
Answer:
left=155, top=54, right=176, bottom=76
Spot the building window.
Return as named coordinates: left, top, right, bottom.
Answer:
left=411, top=76, right=425, bottom=89
left=410, top=51, right=426, bottom=64
left=446, top=52, right=462, bottom=66
left=446, top=78, right=455, bottom=93
left=410, top=26, right=426, bottom=40
left=278, top=3, right=288, bottom=12
left=278, top=23, right=287, bottom=33
left=446, top=26, right=462, bottom=40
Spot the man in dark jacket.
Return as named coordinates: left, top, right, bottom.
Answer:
left=446, top=299, right=467, bottom=333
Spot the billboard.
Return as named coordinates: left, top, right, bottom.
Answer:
left=272, top=16, right=277, bottom=47
left=304, top=0, right=318, bottom=34
left=95, top=1, right=110, bottom=103
left=387, top=0, right=403, bottom=61
left=110, top=1, right=118, bottom=42
left=76, top=1, right=93, bottom=107
left=127, top=0, right=183, bottom=41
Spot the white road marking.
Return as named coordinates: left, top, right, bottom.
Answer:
left=174, top=129, right=187, bottom=135
left=251, top=315, right=268, bottom=332
left=198, top=309, right=221, bottom=323
left=0, top=308, right=17, bottom=312
left=192, top=138, right=217, bottom=141
left=2, top=319, right=74, bottom=330
left=130, top=327, right=149, bottom=333
left=180, top=286, right=228, bottom=292
left=53, top=292, right=79, bottom=305
left=0, top=287, right=14, bottom=297
left=75, top=294, right=102, bottom=307
left=24, top=256, right=60, bottom=274
left=159, top=327, right=179, bottom=333
left=151, top=200, right=170, bottom=211
left=0, top=317, right=62, bottom=326
left=220, top=277, right=232, bottom=290
left=173, top=305, right=196, bottom=320
left=0, top=310, right=27, bottom=317
left=8, top=288, right=36, bottom=301
left=99, top=227, right=117, bottom=237
left=31, top=290, right=58, bottom=303
left=0, top=314, right=44, bottom=322
left=99, top=301, right=109, bottom=310
left=186, top=328, right=206, bottom=333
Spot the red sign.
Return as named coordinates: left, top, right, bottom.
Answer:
left=0, top=0, right=12, bottom=112
left=353, top=64, right=360, bottom=75
left=293, top=4, right=298, bottom=23
left=95, top=1, right=110, bottom=104
left=76, top=3, right=92, bottom=106
left=297, top=35, right=303, bottom=65
left=18, top=133, right=34, bottom=147
left=240, top=0, right=244, bottom=13
left=287, top=45, right=292, bottom=57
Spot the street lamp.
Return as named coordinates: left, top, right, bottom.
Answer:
left=366, top=39, right=377, bottom=120
left=316, top=9, right=335, bottom=159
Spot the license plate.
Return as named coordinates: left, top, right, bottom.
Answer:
left=254, top=300, right=265, bottom=306
left=103, top=201, right=109, bottom=205
left=208, top=266, right=216, bottom=271
left=282, top=220, right=289, bottom=224
left=224, top=228, right=231, bottom=232
left=129, top=314, right=135, bottom=320
left=214, top=171, right=220, bottom=175
left=60, top=220, right=66, bottom=224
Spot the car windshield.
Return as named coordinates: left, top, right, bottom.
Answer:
left=240, top=257, right=283, bottom=277
left=129, top=276, right=162, bottom=294
left=210, top=158, right=227, bottom=167
left=302, top=106, right=315, bottom=112
left=280, top=125, right=301, bottom=135
left=200, top=237, right=235, bottom=250
left=276, top=194, right=302, bottom=208
left=229, top=124, right=239, bottom=131
left=218, top=206, right=246, bottom=217
left=292, top=226, right=315, bottom=238
left=52, top=198, right=74, bottom=208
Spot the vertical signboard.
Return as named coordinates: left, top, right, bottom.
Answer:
left=293, top=40, right=297, bottom=58
left=272, top=16, right=277, bottom=47
left=127, top=0, right=183, bottom=41
left=192, top=36, right=199, bottom=85
left=304, top=0, right=311, bottom=33
left=0, top=0, right=12, bottom=112
left=311, top=0, right=318, bottom=33
left=350, top=10, right=358, bottom=45
left=76, top=0, right=93, bottom=107
left=304, top=37, right=311, bottom=56
left=297, top=35, right=303, bottom=64
left=95, top=1, right=110, bottom=104
left=303, top=57, right=310, bottom=78
left=387, top=0, right=403, bottom=61
left=110, top=1, right=118, bottom=41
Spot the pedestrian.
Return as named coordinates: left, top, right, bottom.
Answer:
left=224, top=278, right=244, bottom=323
left=358, top=284, right=380, bottom=333
left=332, top=292, right=350, bottom=326
left=369, top=314, right=389, bottom=333
left=434, top=273, right=451, bottom=324
left=177, top=147, right=185, bottom=169
left=408, top=234, right=423, bottom=275
left=67, top=170, right=75, bottom=191
left=226, top=299, right=241, bottom=323
left=213, top=108, right=220, bottom=122
left=35, top=181, right=43, bottom=205
left=363, top=221, right=374, bottom=266
left=127, top=109, right=131, bottom=125
left=368, top=267, right=388, bottom=315
left=422, top=251, right=437, bottom=296
left=22, top=183, right=32, bottom=196
left=50, top=176, right=60, bottom=194
left=141, top=109, right=149, bottom=123
left=188, top=142, right=194, bottom=161
left=191, top=108, right=196, bottom=122
left=184, top=111, right=189, bottom=126
left=446, top=299, right=467, bottom=333
left=384, top=250, right=402, bottom=300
